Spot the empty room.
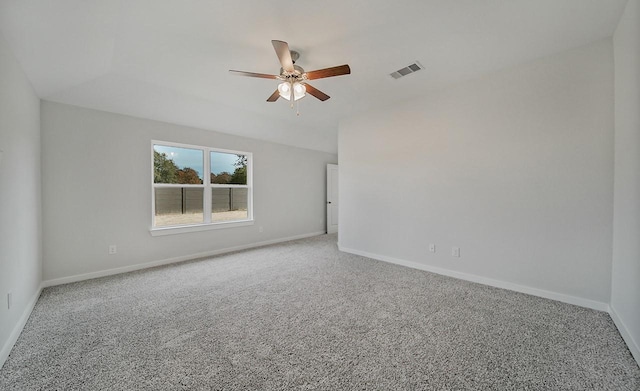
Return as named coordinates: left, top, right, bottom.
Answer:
left=1, top=0, right=639, bottom=389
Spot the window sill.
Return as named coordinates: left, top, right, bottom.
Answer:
left=150, top=219, right=254, bottom=236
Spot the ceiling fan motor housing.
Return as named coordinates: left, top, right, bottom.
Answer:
left=280, top=64, right=306, bottom=79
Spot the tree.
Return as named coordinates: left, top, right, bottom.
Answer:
left=211, top=172, right=232, bottom=184
left=229, top=166, right=246, bottom=184
left=154, top=151, right=178, bottom=183
left=229, top=155, right=247, bottom=184
left=176, top=167, right=202, bottom=184
left=154, top=151, right=202, bottom=184
left=235, top=154, right=248, bottom=167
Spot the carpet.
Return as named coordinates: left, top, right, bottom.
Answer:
left=1, top=234, right=638, bottom=390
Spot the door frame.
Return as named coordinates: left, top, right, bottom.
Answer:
left=327, top=164, right=338, bottom=234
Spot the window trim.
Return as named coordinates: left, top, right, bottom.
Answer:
left=150, top=140, right=253, bottom=235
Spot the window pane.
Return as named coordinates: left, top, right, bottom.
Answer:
left=212, top=188, right=248, bottom=222
left=154, top=145, right=204, bottom=184
left=210, top=152, right=247, bottom=185
left=154, top=187, right=204, bottom=227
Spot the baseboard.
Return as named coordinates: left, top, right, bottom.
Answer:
left=337, top=244, right=610, bottom=312
left=0, top=283, right=43, bottom=369
left=610, top=305, right=640, bottom=367
left=43, top=231, right=326, bottom=288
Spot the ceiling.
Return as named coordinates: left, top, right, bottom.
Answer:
left=0, top=0, right=628, bottom=154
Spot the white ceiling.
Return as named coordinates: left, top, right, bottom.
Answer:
left=0, top=0, right=628, bottom=154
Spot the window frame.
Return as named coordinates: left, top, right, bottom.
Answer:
left=150, top=140, right=253, bottom=236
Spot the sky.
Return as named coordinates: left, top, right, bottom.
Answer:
left=211, top=152, right=240, bottom=175
left=154, top=145, right=240, bottom=178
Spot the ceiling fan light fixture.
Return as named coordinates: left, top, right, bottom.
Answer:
left=294, top=82, right=306, bottom=94
left=279, top=81, right=306, bottom=101
left=278, top=82, right=290, bottom=96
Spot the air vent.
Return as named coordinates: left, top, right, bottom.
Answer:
left=390, top=61, right=424, bottom=79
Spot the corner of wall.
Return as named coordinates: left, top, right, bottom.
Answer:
left=610, top=305, right=640, bottom=367
left=0, top=284, right=43, bottom=368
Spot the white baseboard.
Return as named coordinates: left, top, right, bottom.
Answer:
left=0, top=283, right=43, bottom=369
left=610, top=305, right=640, bottom=367
left=338, top=244, right=610, bottom=312
left=43, top=231, right=326, bottom=288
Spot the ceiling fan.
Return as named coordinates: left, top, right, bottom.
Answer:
left=229, top=40, right=350, bottom=111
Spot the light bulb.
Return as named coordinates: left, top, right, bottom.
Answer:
left=293, top=82, right=306, bottom=100
left=279, top=82, right=293, bottom=100
left=277, top=82, right=290, bottom=99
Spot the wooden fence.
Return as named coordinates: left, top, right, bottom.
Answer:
left=155, top=187, right=247, bottom=214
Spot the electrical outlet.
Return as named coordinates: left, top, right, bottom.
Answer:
left=429, top=244, right=436, bottom=253
left=452, top=247, right=460, bottom=257
left=7, top=292, right=12, bottom=310
left=259, top=226, right=263, bottom=233
left=108, top=245, right=117, bottom=255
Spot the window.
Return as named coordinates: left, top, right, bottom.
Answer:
left=151, top=141, right=252, bottom=233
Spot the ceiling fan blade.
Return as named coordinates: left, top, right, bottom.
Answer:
left=229, top=70, right=278, bottom=79
left=305, top=64, right=351, bottom=80
left=304, top=83, right=330, bottom=101
left=266, top=89, right=280, bottom=102
left=272, top=40, right=294, bottom=73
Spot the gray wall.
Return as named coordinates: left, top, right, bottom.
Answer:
left=339, top=40, right=614, bottom=306
left=0, top=34, right=42, bottom=363
left=612, top=0, right=640, bottom=364
left=41, top=101, right=336, bottom=281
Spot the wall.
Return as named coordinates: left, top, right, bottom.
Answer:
left=0, top=35, right=42, bottom=365
left=611, top=0, right=640, bottom=364
left=338, top=40, right=614, bottom=307
left=41, top=101, right=336, bottom=282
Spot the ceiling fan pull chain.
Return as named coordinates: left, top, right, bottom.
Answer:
left=290, top=81, right=294, bottom=108
left=296, top=99, right=300, bottom=116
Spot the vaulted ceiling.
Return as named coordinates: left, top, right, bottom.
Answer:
left=0, top=0, right=628, bottom=153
